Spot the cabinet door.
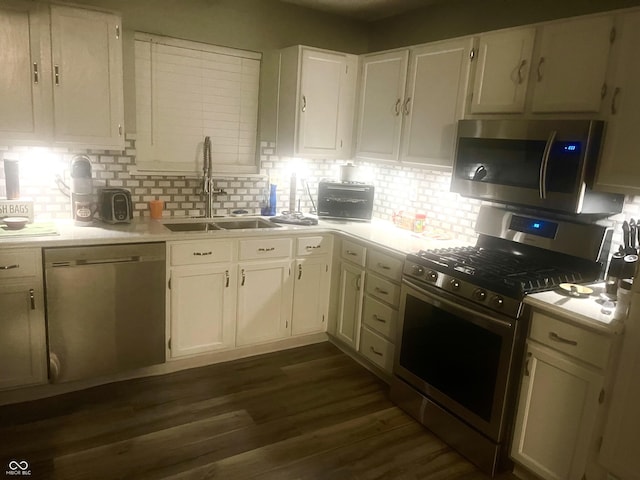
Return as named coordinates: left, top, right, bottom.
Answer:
left=600, top=292, right=640, bottom=479
left=470, top=28, right=535, bottom=113
left=236, top=260, right=293, bottom=346
left=401, top=37, right=473, bottom=167
left=336, top=261, right=365, bottom=350
left=0, top=283, right=47, bottom=390
left=530, top=15, right=613, bottom=113
left=50, top=5, right=124, bottom=149
left=356, top=50, right=408, bottom=161
left=291, top=256, right=330, bottom=336
left=595, top=11, right=640, bottom=195
left=511, top=341, right=604, bottom=480
left=0, top=1, right=48, bottom=144
left=297, top=49, right=352, bottom=156
left=169, top=264, right=236, bottom=358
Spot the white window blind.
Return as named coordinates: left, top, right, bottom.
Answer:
left=134, top=33, right=261, bottom=174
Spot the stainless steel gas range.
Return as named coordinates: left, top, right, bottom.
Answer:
left=391, top=205, right=612, bottom=476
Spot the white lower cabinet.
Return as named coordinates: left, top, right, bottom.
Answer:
left=292, top=256, right=330, bottom=336
left=511, top=310, right=613, bottom=480
left=167, top=240, right=236, bottom=358
left=0, top=248, right=47, bottom=390
left=236, top=260, right=293, bottom=346
left=169, top=264, right=236, bottom=357
left=336, top=261, right=365, bottom=349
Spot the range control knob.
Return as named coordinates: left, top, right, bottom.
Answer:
left=450, top=279, right=461, bottom=290
left=491, top=295, right=505, bottom=309
left=412, top=265, right=425, bottom=276
left=473, top=288, right=487, bottom=301
left=427, top=270, right=438, bottom=282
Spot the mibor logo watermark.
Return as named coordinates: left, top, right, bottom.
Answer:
left=5, top=460, right=31, bottom=476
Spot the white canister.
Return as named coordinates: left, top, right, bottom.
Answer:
left=614, top=279, right=633, bottom=321
left=339, top=163, right=358, bottom=183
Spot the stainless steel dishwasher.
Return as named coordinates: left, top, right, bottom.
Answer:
left=44, top=243, right=166, bottom=383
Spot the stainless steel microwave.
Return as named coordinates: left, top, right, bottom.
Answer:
left=317, top=181, right=374, bottom=221
left=451, top=119, right=624, bottom=215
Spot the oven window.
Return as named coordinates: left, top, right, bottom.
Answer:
left=399, top=293, right=502, bottom=422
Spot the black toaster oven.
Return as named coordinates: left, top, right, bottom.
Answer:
left=317, top=181, right=374, bottom=221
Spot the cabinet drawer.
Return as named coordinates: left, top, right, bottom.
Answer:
left=239, top=237, right=292, bottom=260
left=360, top=326, right=394, bottom=373
left=366, top=250, right=403, bottom=282
left=296, top=235, right=331, bottom=256
left=530, top=311, right=611, bottom=368
left=362, top=295, right=397, bottom=341
left=170, top=240, right=234, bottom=266
left=365, top=273, right=400, bottom=307
left=341, top=239, right=366, bottom=266
left=0, top=249, right=40, bottom=279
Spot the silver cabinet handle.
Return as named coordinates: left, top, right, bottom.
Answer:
left=403, top=97, right=412, bottom=115
left=258, top=247, right=275, bottom=252
left=374, top=287, right=389, bottom=295
left=536, top=57, right=545, bottom=82
left=225, top=270, right=229, bottom=288
left=372, top=314, right=386, bottom=323
left=524, top=352, right=532, bottom=376
left=193, top=251, right=213, bottom=256
left=0, top=264, right=19, bottom=270
left=301, top=95, right=307, bottom=112
left=54, top=64, right=60, bottom=86
left=29, top=288, right=35, bottom=310
left=549, top=331, right=578, bottom=346
left=611, top=87, right=621, bottom=115
left=369, top=346, right=383, bottom=356
left=241, top=269, right=246, bottom=286
left=346, top=250, right=358, bottom=256
left=305, top=245, right=321, bottom=250
left=33, top=62, right=39, bottom=84
left=517, top=59, right=527, bottom=84
left=355, top=275, right=361, bottom=291
left=394, top=98, right=401, bottom=116
left=298, top=264, right=303, bottom=280
left=377, top=263, right=390, bottom=270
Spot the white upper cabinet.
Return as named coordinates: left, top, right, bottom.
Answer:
left=595, top=10, right=640, bottom=195
left=529, top=14, right=614, bottom=113
left=470, top=27, right=535, bottom=114
left=277, top=45, right=356, bottom=158
left=400, top=38, right=473, bottom=166
left=356, top=38, right=473, bottom=167
left=355, top=50, right=408, bottom=161
left=0, top=1, right=47, bottom=145
left=50, top=5, right=124, bottom=149
left=0, top=2, right=124, bottom=149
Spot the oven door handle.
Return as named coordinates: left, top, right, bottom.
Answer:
left=402, top=278, right=513, bottom=330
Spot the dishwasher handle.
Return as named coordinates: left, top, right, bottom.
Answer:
left=76, top=256, right=141, bottom=266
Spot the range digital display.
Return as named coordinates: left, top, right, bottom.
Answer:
left=509, top=215, right=558, bottom=239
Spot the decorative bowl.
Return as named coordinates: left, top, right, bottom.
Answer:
left=3, top=217, right=29, bottom=230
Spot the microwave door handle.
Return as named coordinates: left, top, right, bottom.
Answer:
left=539, top=130, right=557, bottom=199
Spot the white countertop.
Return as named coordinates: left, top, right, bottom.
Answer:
left=525, top=283, right=625, bottom=335
left=0, top=216, right=464, bottom=256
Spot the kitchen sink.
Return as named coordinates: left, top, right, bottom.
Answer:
left=163, top=217, right=280, bottom=232
left=163, top=222, right=221, bottom=232
left=212, top=218, right=281, bottom=230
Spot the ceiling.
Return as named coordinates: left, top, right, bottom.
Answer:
left=277, top=0, right=450, bottom=21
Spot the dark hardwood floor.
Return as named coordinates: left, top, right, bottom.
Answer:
left=0, top=342, right=519, bottom=479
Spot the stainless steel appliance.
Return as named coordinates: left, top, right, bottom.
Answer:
left=451, top=119, right=624, bottom=215
left=391, top=205, right=612, bottom=475
left=98, top=188, right=133, bottom=224
left=44, top=243, right=166, bottom=383
left=70, top=155, right=94, bottom=226
left=317, top=180, right=374, bottom=221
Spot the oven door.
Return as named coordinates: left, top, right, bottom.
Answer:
left=394, top=278, right=524, bottom=442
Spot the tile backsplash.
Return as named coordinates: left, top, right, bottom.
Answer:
left=0, top=137, right=636, bottom=246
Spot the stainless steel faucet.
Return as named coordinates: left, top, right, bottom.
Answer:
left=202, top=136, right=226, bottom=217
